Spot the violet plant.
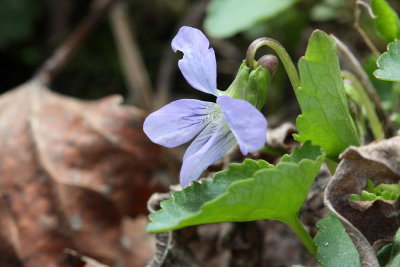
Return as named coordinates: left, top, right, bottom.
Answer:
left=143, top=0, right=400, bottom=264
left=144, top=27, right=267, bottom=187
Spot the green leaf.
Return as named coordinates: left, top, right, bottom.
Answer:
left=349, top=179, right=400, bottom=201
left=295, top=30, right=360, bottom=159
left=204, top=0, right=297, bottom=38
left=222, top=60, right=271, bottom=110
left=315, top=213, right=361, bottom=267
left=147, top=141, right=324, bottom=233
left=363, top=54, right=393, bottom=109
left=374, top=40, right=400, bottom=82
left=378, top=228, right=400, bottom=266
left=371, top=0, right=400, bottom=43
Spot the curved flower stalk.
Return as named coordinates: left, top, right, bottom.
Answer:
left=144, top=26, right=267, bottom=187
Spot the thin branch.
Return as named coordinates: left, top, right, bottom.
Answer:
left=109, top=1, right=154, bottom=110
left=342, top=70, right=384, bottom=140
left=357, top=0, right=377, bottom=18
left=246, top=37, right=300, bottom=91
left=332, top=35, right=394, bottom=137
left=34, top=0, right=118, bottom=85
left=353, top=0, right=380, bottom=56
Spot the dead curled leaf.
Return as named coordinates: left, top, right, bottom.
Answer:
left=0, top=81, right=164, bottom=266
left=266, top=122, right=298, bottom=150
left=325, top=136, right=400, bottom=267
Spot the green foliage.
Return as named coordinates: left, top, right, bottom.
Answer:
left=310, top=0, right=346, bottom=22
left=374, top=40, right=400, bottom=82
left=378, top=228, right=400, bottom=266
left=371, top=0, right=400, bottom=43
left=146, top=142, right=324, bottom=233
left=222, top=61, right=270, bottom=110
left=0, top=0, right=39, bottom=48
left=204, top=0, right=297, bottom=38
left=349, top=179, right=400, bottom=201
left=314, top=213, right=361, bottom=267
left=363, top=55, right=394, bottom=110
left=295, top=30, right=360, bottom=160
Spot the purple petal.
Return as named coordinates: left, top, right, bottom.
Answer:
left=180, top=121, right=236, bottom=187
left=217, top=95, right=267, bottom=155
left=143, top=99, right=217, bottom=148
left=172, top=26, right=217, bottom=96
left=183, top=110, right=223, bottom=161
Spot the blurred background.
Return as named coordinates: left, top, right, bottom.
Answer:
left=3, top=0, right=395, bottom=113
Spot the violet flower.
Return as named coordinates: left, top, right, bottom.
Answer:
left=143, top=26, right=267, bottom=187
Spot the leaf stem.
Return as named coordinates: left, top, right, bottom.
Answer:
left=342, top=71, right=384, bottom=140
left=353, top=0, right=380, bottom=57
left=332, top=35, right=394, bottom=137
left=286, top=216, right=317, bottom=257
left=246, top=38, right=300, bottom=91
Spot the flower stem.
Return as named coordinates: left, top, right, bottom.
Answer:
left=285, top=216, right=317, bottom=257
left=353, top=0, right=380, bottom=57
left=342, top=71, right=384, bottom=140
left=246, top=38, right=300, bottom=91
left=332, top=35, right=394, bottom=137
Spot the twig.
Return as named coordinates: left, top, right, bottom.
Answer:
left=34, top=0, right=118, bottom=85
left=342, top=71, right=384, bottom=140
left=332, top=35, right=394, bottom=137
left=146, top=193, right=174, bottom=267
left=353, top=0, right=380, bottom=56
left=357, top=0, right=377, bottom=18
left=109, top=1, right=154, bottom=110
left=153, top=0, right=208, bottom=110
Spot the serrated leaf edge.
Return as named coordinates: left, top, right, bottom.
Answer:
left=374, top=40, right=400, bottom=81
left=147, top=147, right=324, bottom=233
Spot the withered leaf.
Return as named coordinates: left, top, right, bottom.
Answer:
left=325, top=137, right=400, bottom=267
left=0, top=81, right=163, bottom=266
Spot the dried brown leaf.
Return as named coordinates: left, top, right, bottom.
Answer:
left=0, top=81, right=162, bottom=266
left=325, top=137, right=400, bottom=267
left=266, top=122, right=298, bottom=150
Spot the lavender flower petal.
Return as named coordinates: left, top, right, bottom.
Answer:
left=172, top=26, right=217, bottom=96
left=180, top=122, right=236, bottom=187
left=183, top=109, right=223, bottom=161
left=217, top=95, right=267, bottom=155
left=143, top=99, right=217, bottom=148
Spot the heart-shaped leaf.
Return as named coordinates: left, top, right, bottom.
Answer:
left=314, top=213, right=361, bottom=267
left=147, top=141, right=324, bottom=233
left=295, top=30, right=360, bottom=159
left=374, top=40, right=400, bottom=82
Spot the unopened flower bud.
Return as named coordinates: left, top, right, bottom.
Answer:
left=258, top=54, right=279, bottom=76
left=222, top=59, right=272, bottom=110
